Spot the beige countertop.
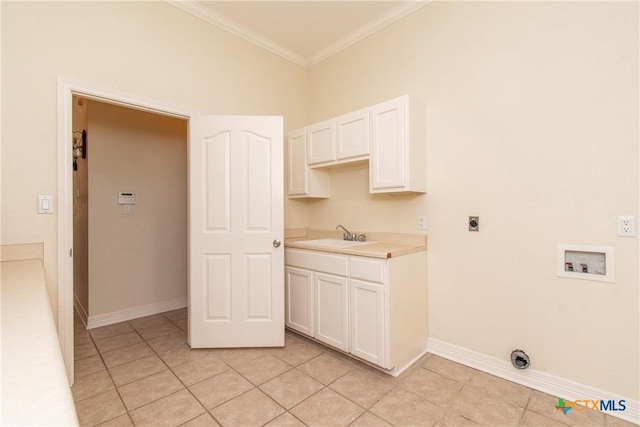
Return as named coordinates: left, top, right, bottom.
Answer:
left=1, top=244, right=79, bottom=426
left=284, top=228, right=426, bottom=259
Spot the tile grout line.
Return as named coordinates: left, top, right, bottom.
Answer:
left=155, top=311, right=279, bottom=427
left=107, top=318, right=172, bottom=425
left=208, top=345, right=323, bottom=424
left=81, top=319, right=423, bottom=427
left=190, top=329, right=331, bottom=425
left=81, top=313, right=333, bottom=426
left=284, top=355, right=371, bottom=426
left=78, top=312, right=189, bottom=426
left=80, top=319, right=137, bottom=426
left=189, top=358, right=258, bottom=424
left=75, top=310, right=611, bottom=427
left=432, top=382, right=471, bottom=427
left=516, top=393, right=534, bottom=426
left=130, top=312, right=218, bottom=426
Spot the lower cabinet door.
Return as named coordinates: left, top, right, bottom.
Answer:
left=285, top=267, right=314, bottom=337
left=350, top=279, right=387, bottom=368
left=314, top=273, right=349, bottom=352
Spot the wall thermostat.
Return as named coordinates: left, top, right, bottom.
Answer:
left=118, top=192, right=136, bottom=205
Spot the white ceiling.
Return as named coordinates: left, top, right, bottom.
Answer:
left=166, top=1, right=428, bottom=68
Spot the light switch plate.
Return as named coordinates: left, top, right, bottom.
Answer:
left=37, top=195, right=54, bottom=214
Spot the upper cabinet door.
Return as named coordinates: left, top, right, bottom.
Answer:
left=336, top=109, right=370, bottom=161
left=287, top=130, right=308, bottom=196
left=307, top=120, right=336, bottom=165
left=370, top=97, right=406, bottom=191
left=288, top=95, right=425, bottom=197
left=370, top=95, right=426, bottom=194
left=287, top=130, right=330, bottom=199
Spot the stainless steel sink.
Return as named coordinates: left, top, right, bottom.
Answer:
left=296, top=238, right=374, bottom=248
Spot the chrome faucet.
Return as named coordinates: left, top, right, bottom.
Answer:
left=336, top=224, right=354, bottom=240
left=336, top=224, right=366, bottom=242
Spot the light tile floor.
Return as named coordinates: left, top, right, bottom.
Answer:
left=72, top=309, right=637, bottom=427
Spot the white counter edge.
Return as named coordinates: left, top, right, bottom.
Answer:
left=1, top=259, right=79, bottom=426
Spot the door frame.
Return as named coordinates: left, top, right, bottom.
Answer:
left=57, top=76, right=197, bottom=385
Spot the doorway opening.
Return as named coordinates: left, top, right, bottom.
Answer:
left=58, top=77, right=195, bottom=385
left=72, top=97, right=188, bottom=331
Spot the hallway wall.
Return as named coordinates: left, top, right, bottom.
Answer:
left=72, top=97, right=89, bottom=324
left=87, top=101, right=187, bottom=320
left=1, top=1, right=309, bottom=320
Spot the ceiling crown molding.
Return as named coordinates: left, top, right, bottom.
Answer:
left=166, top=0, right=309, bottom=67
left=306, top=1, right=430, bottom=67
left=166, top=0, right=430, bottom=69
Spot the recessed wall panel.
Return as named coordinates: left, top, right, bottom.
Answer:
left=246, top=131, right=271, bottom=231
left=205, top=132, right=230, bottom=231
left=353, top=286, right=378, bottom=357
left=205, top=254, right=231, bottom=320
left=375, top=109, right=402, bottom=184
left=246, top=254, right=272, bottom=320
left=288, top=133, right=307, bottom=195
left=337, top=114, right=369, bottom=159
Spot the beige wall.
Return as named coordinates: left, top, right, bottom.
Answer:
left=305, top=2, right=639, bottom=398
left=87, top=101, right=187, bottom=317
left=2, top=0, right=638, bottom=402
left=0, top=1, right=309, bottom=320
left=72, top=97, right=89, bottom=322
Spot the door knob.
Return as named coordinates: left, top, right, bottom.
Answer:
left=273, top=239, right=281, bottom=248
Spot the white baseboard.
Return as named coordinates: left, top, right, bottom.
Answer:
left=86, top=297, right=187, bottom=329
left=427, top=338, right=639, bottom=425
left=73, top=294, right=89, bottom=328
left=387, top=347, right=429, bottom=378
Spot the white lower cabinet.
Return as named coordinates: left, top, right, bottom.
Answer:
left=285, top=248, right=427, bottom=375
left=350, top=279, right=386, bottom=367
left=285, top=267, right=314, bottom=336
left=314, top=273, right=349, bottom=352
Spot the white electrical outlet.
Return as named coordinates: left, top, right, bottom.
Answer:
left=617, top=216, right=636, bottom=237
left=417, top=215, right=427, bottom=230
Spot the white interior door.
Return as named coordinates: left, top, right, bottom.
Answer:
left=189, top=115, right=284, bottom=348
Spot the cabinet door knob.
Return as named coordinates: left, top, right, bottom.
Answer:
left=273, top=239, right=281, bottom=248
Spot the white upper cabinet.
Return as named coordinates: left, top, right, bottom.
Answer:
left=336, top=108, right=370, bottom=161
left=370, top=95, right=426, bottom=194
left=287, top=95, right=425, bottom=198
left=287, top=130, right=330, bottom=198
left=307, top=120, right=336, bottom=165
left=287, top=130, right=307, bottom=195
left=307, top=110, right=370, bottom=167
